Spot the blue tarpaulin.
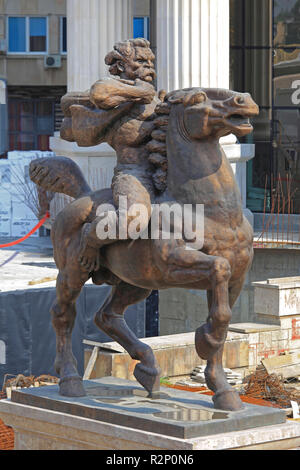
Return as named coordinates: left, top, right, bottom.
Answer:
left=0, top=284, right=145, bottom=388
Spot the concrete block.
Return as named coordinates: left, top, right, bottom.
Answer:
left=223, top=340, right=249, bottom=369
left=249, top=347, right=257, bottom=367
left=258, top=332, right=273, bottom=350
left=253, top=277, right=300, bottom=317
left=0, top=340, right=5, bottom=364
left=0, top=217, right=11, bottom=237
left=289, top=338, right=300, bottom=350
left=280, top=317, right=294, bottom=329
left=273, top=329, right=289, bottom=341
left=159, top=318, right=191, bottom=336
left=271, top=340, right=279, bottom=354
left=84, top=332, right=249, bottom=381
left=0, top=190, right=11, bottom=217
left=229, top=323, right=280, bottom=334
left=0, top=161, right=11, bottom=185
left=85, top=344, right=204, bottom=381
left=11, top=200, right=36, bottom=220
left=255, top=314, right=281, bottom=326
left=11, top=219, right=39, bottom=238
left=277, top=340, right=290, bottom=353
left=248, top=333, right=259, bottom=345
left=271, top=330, right=280, bottom=341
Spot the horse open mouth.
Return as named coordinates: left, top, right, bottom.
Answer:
left=227, top=114, right=252, bottom=128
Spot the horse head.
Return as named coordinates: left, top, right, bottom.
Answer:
left=165, top=87, right=259, bottom=141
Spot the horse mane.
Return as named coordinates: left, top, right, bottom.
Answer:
left=147, top=88, right=197, bottom=193
left=146, top=90, right=171, bottom=193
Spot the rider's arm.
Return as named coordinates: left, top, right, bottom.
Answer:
left=60, top=101, right=134, bottom=147
left=60, top=86, right=135, bottom=146
left=90, top=78, right=156, bottom=110
left=61, top=91, right=93, bottom=117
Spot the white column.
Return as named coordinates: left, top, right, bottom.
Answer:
left=67, top=0, right=133, bottom=91
left=155, top=0, right=255, bottom=224
left=156, top=0, right=229, bottom=92
left=50, top=0, right=133, bottom=219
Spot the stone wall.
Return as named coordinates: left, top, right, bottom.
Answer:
left=84, top=320, right=300, bottom=381
left=159, top=248, right=300, bottom=336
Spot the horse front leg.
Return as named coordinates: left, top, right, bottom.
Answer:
left=195, top=262, right=244, bottom=411
left=199, top=288, right=242, bottom=411
left=158, top=242, right=243, bottom=411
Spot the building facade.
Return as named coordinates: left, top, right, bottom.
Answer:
left=0, top=0, right=152, bottom=155
left=230, top=0, right=300, bottom=216
left=0, top=0, right=68, bottom=154
left=1, top=0, right=300, bottom=219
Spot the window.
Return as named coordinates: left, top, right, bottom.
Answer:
left=8, top=98, right=55, bottom=151
left=133, top=17, right=150, bottom=40
left=61, top=16, right=67, bottom=53
left=8, top=17, right=26, bottom=52
left=29, top=17, right=46, bottom=52
left=8, top=17, right=47, bottom=53
left=230, top=0, right=300, bottom=214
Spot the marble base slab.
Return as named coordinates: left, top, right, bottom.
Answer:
left=10, top=377, right=286, bottom=440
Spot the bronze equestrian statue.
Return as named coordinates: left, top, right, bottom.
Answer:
left=30, top=38, right=259, bottom=412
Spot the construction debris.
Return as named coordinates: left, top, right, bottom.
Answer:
left=242, top=365, right=300, bottom=408
left=190, top=365, right=243, bottom=385
left=2, top=374, right=59, bottom=399
left=262, top=353, right=300, bottom=380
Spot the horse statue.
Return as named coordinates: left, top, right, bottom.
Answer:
left=30, top=86, right=259, bottom=412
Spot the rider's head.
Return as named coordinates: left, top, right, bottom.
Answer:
left=105, top=38, right=156, bottom=83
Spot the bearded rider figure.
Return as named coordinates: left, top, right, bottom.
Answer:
left=58, top=38, right=165, bottom=272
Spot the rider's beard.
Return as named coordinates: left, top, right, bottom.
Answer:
left=139, top=68, right=156, bottom=82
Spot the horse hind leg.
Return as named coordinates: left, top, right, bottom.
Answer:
left=51, top=272, right=88, bottom=397
left=94, top=282, right=161, bottom=396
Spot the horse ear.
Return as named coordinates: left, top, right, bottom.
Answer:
left=116, top=61, right=125, bottom=73
left=167, top=91, right=185, bottom=104
left=183, top=91, right=207, bottom=107
left=158, top=89, right=167, bottom=102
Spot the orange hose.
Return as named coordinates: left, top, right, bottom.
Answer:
left=0, top=212, right=50, bottom=248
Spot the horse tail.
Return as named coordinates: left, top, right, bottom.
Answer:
left=29, top=156, right=91, bottom=200
left=52, top=195, right=94, bottom=239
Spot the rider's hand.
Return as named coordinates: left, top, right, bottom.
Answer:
left=134, top=79, right=156, bottom=104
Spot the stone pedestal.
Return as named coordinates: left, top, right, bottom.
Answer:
left=2, top=398, right=300, bottom=450
left=1, top=377, right=299, bottom=450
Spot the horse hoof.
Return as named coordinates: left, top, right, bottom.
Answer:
left=212, top=389, right=244, bottom=411
left=59, top=376, right=86, bottom=397
left=134, top=363, right=161, bottom=396
left=195, top=324, right=223, bottom=360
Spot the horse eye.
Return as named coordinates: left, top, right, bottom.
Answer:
left=194, top=93, right=207, bottom=104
